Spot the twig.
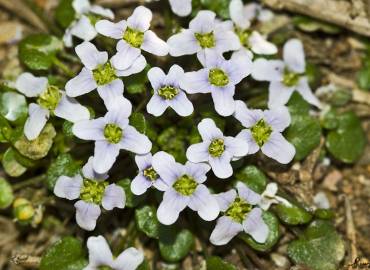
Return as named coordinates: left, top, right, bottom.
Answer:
left=11, top=254, right=40, bottom=269
left=344, top=196, right=358, bottom=268
left=12, top=174, right=46, bottom=191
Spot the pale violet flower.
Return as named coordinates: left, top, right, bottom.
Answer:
left=84, top=236, right=143, bottom=270
left=63, top=0, right=114, bottom=47
left=95, top=6, right=168, bottom=63
left=258, top=183, right=292, bottom=210
left=131, top=153, right=168, bottom=195
left=252, top=39, right=322, bottom=109
left=147, top=65, right=193, bottom=117
left=180, top=50, right=252, bottom=116
left=234, top=100, right=295, bottom=164
left=186, top=118, right=248, bottom=179
left=54, top=158, right=125, bottom=231
left=210, top=182, right=268, bottom=245
left=153, top=151, right=219, bottom=225
left=167, top=10, right=240, bottom=63
left=15, top=72, right=90, bottom=140
left=65, top=42, right=143, bottom=111
left=169, top=0, right=192, bottom=17
left=72, top=105, right=152, bottom=174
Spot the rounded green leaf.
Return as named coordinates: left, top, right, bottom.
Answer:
left=117, top=179, right=146, bottom=208
left=235, top=165, right=267, bottom=193
left=314, top=209, right=335, bottom=220
left=130, top=112, right=147, bottom=134
left=0, top=177, right=14, bottom=209
left=2, top=147, right=27, bottom=177
left=0, top=92, right=27, bottom=124
left=159, top=228, right=195, bottom=263
left=273, top=203, right=312, bottom=225
left=200, top=0, right=230, bottom=19
left=55, top=0, right=76, bottom=28
left=135, top=205, right=160, bottom=239
left=206, top=256, right=237, bottom=270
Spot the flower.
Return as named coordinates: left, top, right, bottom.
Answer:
left=210, top=182, right=268, bottom=245
left=258, top=183, right=292, bottom=210
left=186, top=118, right=248, bottom=179
left=131, top=153, right=168, bottom=195
left=169, top=0, right=192, bottom=17
left=252, top=38, right=322, bottom=108
left=147, top=65, right=193, bottom=117
left=153, top=151, right=219, bottom=225
left=167, top=10, right=240, bottom=63
left=65, top=41, right=144, bottom=110
left=63, top=0, right=114, bottom=47
left=54, top=158, right=125, bottom=231
left=234, top=100, right=296, bottom=164
left=84, top=235, right=143, bottom=270
left=15, top=72, right=90, bottom=140
left=230, top=0, right=274, bottom=28
left=72, top=105, right=152, bottom=174
left=95, top=6, right=168, bottom=62
left=180, top=50, right=252, bottom=116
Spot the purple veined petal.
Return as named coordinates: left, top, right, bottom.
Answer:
left=142, top=30, right=169, bottom=56
left=249, top=31, right=277, bottom=55
left=211, top=85, right=236, bottom=117
left=135, top=153, right=152, bottom=171
left=147, top=67, right=166, bottom=90
left=251, top=59, right=284, bottom=82
left=243, top=208, right=269, bottom=243
left=146, top=95, right=168, bottom=117
left=169, top=0, right=192, bottom=17
left=127, top=6, right=152, bottom=32
left=267, top=81, right=295, bottom=109
left=236, top=182, right=261, bottom=205
left=93, top=141, right=120, bottom=174
left=82, top=157, right=109, bottom=181
left=112, top=247, right=144, bottom=270
left=72, top=118, right=106, bottom=141
left=24, top=103, right=50, bottom=140
left=54, top=174, right=83, bottom=200
left=131, top=175, right=152, bottom=195
left=189, top=10, right=216, bottom=33
left=115, top=55, right=147, bottom=77
left=214, top=29, right=241, bottom=54
left=165, top=64, right=184, bottom=87
left=179, top=69, right=211, bottom=94
left=236, top=129, right=260, bottom=154
left=197, top=118, right=223, bottom=141
left=168, top=91, right=194, bottom=117
left=152, top=151, right=179, bottom=185
left=224, top=136, right=249, bottom=158
left=283, top=38, right=306, bottom=73
left=110, top=41, right=142, bottom=70
left=233, top=100, right=262, bottom=128
left=54, top=93, right=90, bottom=123
left=119, top=125, right=152, bottom=155
left=188, top=185, right=220, bottom=221
left=215, top=190, right=237, bottom=211
left=210, top=216, right=243, bottom=245
left=65, top=67, right=97, bottom=97
left=70, top=16, right=97, bottom=42
left=86, top=236, right=114, bottom=268
left=261, top=131, right=296, bottom=164
left=184, top=162, right=210, bottom=184
left=296, top=77, right=322, bottom=108
left=90, top=5, right=114, bottom=19
left=15, top=72, right=47, bottom=97
left=157, top=189, right=190, bottom=225
left=224, top=51, right=252, bottom=84
left=264, top=106, right=291, bottom=132
left=95, top=19, right=126, bottom=39
left=75, top=41, right=108, bottom=70
left=167, top=30, right=200, bottom=57
left=74, top=200, right=101, bottom=231
left=104, top=108, right=130, bottom=127
left=209, top=151, right=233, bottom=179
left=186, top=142, right=210, bottom=163
left=229, top=0, right=251, bottom=30
left=102, top=184, right=125, bottom=210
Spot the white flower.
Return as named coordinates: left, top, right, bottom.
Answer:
left=180, top=50, right=252, bottom=116
left=167, top=10, right=240, bottom=63
left=230, top=0, right=274, bottom=28
left=169, top=0, right=192, bottom=17
left=252, top=39, right=322, bottom=108
left=63, top=0, right=114, bottom=47
left=131, top=153, right=169, bottom=195
left=72, top=105, right=152, bottom=174
left=54, top=158, right=125, bottom=231
left=95, top=6, right=168, bottom=62
left=153, top=151, right=219, bottom=225
left=147, top=65, right=193, bottom=117
left=258, top=183, right=292, bottom=210
left=15, top=72, right=90, bottom=140
left=65, top=41, right=144, bottom=110
left=186, top=118, right=248, bottom=179
left=84, top=235, right=143, bottom=270
left=234, top=100, right=296, bottom=164
left=210, top=182, right=268, bottom=245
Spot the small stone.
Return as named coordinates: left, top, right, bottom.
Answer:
left=0, top=21, right=22, bottom=44
left=322, top=170, right=342, bottom=191
left=313, top=191, right=330, bottom=209
left=271, top=253, right=290, bottom=268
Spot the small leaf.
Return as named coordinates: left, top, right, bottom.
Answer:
left=206, top=256, right=237, bottom=270
left=0, top=177, right=14, bottom=209
left=55, top=0, right=76, bottom=28
left=287, top=92, right=310, bottom=115
left=135, top=205, right=160, bottom=239
left=235, top=165, right=267, bottom=193
left=200, top=0, right=230, bottom=19
left=130, top=112, right=147, bottom=134
left=123, top=65, right=150, bottom=94
left=0, top=92, right=27, bottom=124
left=293, top=16, right=341, bottom=34
left=46, top=153, right=80, bottom=190
left=117, top=179, right=146, bottom=208
left=2, top=147, right=27, bottom=177
left=273, top=203, right=312, bottom=225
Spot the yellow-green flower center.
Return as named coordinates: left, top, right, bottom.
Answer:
left=195, top=32, right=215, bottom=48
left=143, top=166, right=158, bottom=181
left=282, top=68, right=301, bottom=87
left=157, top=85, right=179, bottom=100
left=37, top=85, right=62, bottom=111
left=123, top=27, right=144, bottom=48
left=225, top=197, right=252, bottom=223
left=235, top=28, right=251, bottom=49
left=208, top=68, right=229, bottom=87
left=104, top=124, right=123, bottom=144
left=93, top=63, right=117, bottom=86
left=173, top=174, right=198, bottom=196
left=80, top=179, right=108, bottom=204
left=251, top=119, right=272, bottom=147
left=208, top=138, right=225, bottom=157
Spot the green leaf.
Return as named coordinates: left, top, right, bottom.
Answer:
left=320, top=108, right=339, bottom=130
left=273, top=203, right=312, bottom=225
left=123, top=65, right=150, bottom=94
left=135, top=205, right=160, bottom=239
left=117, top=179, right=146, bottom=208
left=287, top=92, right=310, bottom=115
left=157, top=127, right=187, bottom=163
left=46, top=153, right=80, bottom=190
left=239, top=211, right=280, bottom=252
left=0, top=92, right=27, bottom=124
left=40, top=237, right=87, bottom=270
left=2, top=147, right=27, bottom=177
left=314, top=209, right=335, bottom=220
left=287, top=220, right=345, bottom=270
left=200, top=0, right=230, bottom=19
left=159, top=228, right=195, bottom=263
left=19, top=34, right=62, bottom=70
left=206, top=256, right=237, bottom=270
left=293, top=16, right=341, bottom=34
left=326, top=111, right=366, bottom=163
left=235, top=165, right=267, bottom=193
left=0, top=177, right=14, bottom=209
left=130, top=112, right=147, bottom=134
left=0, top=115, right=12, bottom=142
left=137, top=259, right=150, bottom=270
left=55, top=0, right=76, bottom=28
left=357, top=58, right=370, bottom=91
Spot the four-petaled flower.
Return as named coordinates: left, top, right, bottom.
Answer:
left=258, top=182, right=292, bottom=210
left=187, top=118, right=249, bottom=179
left=168, top=0, right=192, bottom=17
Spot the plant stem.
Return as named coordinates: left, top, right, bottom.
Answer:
left=13, top=174, right=46, bottom=191
left=52, top=57, right=74, bottom=78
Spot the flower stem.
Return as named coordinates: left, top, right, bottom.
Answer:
left=52, top=57, right=74, bottom=78
left=13, top=174, right=46, bottom=191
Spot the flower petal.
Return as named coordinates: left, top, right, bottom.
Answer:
left=243, top=208, right=269, bottom=243
left=169, top=91, right=194, bottom=117
left=86, top=236, right=114, bottom=268
left=165, top=64, right=184, bottom=86
left=198, top=118, right=223, bottom=141
left=119, top=126, right=152, bottom=154
left=229, top=0, right=251, bottom=29
left=236, top=182, right=261, bottom=205
left=184, top=162, right=211, bottom=183
left=93, top=141, right=120, bottom=174
left=90, top=5, right=114, bottom=19
left=180, top=69, right=210, bottom=94
left=215, top=190, right=237, bottom=211
left=188, top=185, right=219, bottom=221
left=296, top=77, right=322, bottom=108
left=75, top=41, right=108, bottom=70
left=97, top=80, right=132, bottom=113
left=152, top=151, right=179, bottom=184
left=54, top=93, right=90, bottom=122
left=82, top=157, right=109, bottom=181
left=157, top=189, right=189, bottom=225
left=95, top=19, right=126, bottom=39
left=211, top=86, right=236, bottom=117
left=251, top=59, right=284, bottom=82
left=115, top=55, right=147, bottom=77
left=65, top=67, right=97, bottom=97
left=102, top=184, right=125, bottom=210
left=127, top=6, right=152, bottom=32
left=189, top=10, right=216, bottom=33
left=146, top=95, right=168, bottom=117
left=131, top=175, right=152, bottom=195
left=249, top=31, right=277, bottom=55
left=74, top=200, right=101, bottom=231
left=264, top=106, right=291, bottom=132
left=147, top=67, right=166, bottom=90
left=226, top=52, right=252, bottom=84
left=224, top=136, right=249, bottom=158
left=24, top=103, right=49, bottom=140
left=283, top=38, right=305, bottom=73
left=112, top=247, right=144, bottom=270
left=70, top=16, right=97, bottom=42
left=111, top=40, right=141, bottom=70
left=15, top=73, right=47, bottom=97
left=233, top=100, right=262, bottom=128
left=186, top=142, right=210, bottom=163
left=135, top=153, right=152, bottom=171
left=169, top=0, right=192, bottom=17
left=72, top=118, right=106, bottom=140
left=142, top=30, right=168, bottom=56
left=261, top=131, right=296, bottom=164
left=268, top=81, right=295, bottom=109
left=167, top=30, right=200, bottom=57
left=210, top=216, right=243, bottom=245
left=209, top=152, right=233, bottom=179
left=54, top=175, right=83, bottom=200
left=236, top=129, right=260, bottom=154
